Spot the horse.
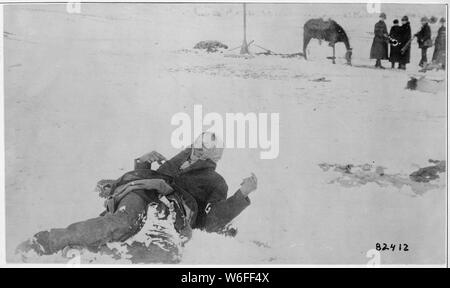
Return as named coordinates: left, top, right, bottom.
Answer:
left=303, top=18, right=352, bottom=65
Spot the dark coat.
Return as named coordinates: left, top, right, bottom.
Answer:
left=432, top=26, right=446, bottom=64
left=27, top=150, right=251, bottom=257
left=131, top=148, right=250, bottom=232
left=389, top=25, right=402, bottom=62
left=398, top=22, right=412, bottom=64
left=370, top=20, right=389, bottom=59
left=415, top=23, right=432, bottom=49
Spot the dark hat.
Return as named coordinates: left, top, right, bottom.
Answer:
left=421, top=16, right=429, bottom=23
left=379, top=12, right=387, bottom=19
left=401, top=15, right=409, bottom=22
left=393, top=19, right=399, bottom=24
left=440, top=17, right=446, bottom=23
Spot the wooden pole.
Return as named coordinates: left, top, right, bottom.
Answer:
left=243, top=3, right=247, bottom=43
left=240, top=3, right=249, bottom=54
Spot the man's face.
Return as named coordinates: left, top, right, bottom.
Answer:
left=402, top=20, right=407, bottom=25
left=421, top=20, right=427, bottom=26
left=192, top=133, right=212, bottom=158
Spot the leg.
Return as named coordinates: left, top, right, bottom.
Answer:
left=303, top=34, right=311, bottom=60
left=98, top=198, right=192, bottom=264
left=20, top=192, right=148, bottom=255
left=423, top=47, right=428, bottom=64
left=332, top=45, right=336, bottom=64
left=420, top=48, right=427, bottom=66
left=420, top=48, right=425, bottom=66
left=375, top=59, right=381, bottom=67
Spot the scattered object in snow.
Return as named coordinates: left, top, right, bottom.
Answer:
left=194, top=40, right=228, bottom=53
left=8, top=64, right=22, bottom=69
left=252, top=240, right=271, bottom=248
left=252, top=44, right=304, bottom=58
left=254, top=50, right=304, bottom=58
left=223, top=53, right=255, bottom=59
left=351, top=63, right=403, bottom=71
left=3, top=31, right=14, bottom=38
left=406, top=77, right=418, bottom=90
left=311, top=77, right=331, bottom=82
left=281, top=52, right=304, bottom=58
left=409, top=159, right=446, bottom=183
left=319, top=163, right=354, bottom=173
left=319, top=162, right=444, bottom=196
left=418, top=62, right=445, bottom=72
left=406, top=72, right=445, bottom=93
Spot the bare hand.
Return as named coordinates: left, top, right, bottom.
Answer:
left=240, top=173, right=257, bottom=197
left=138, top=151, right=167, bottom=164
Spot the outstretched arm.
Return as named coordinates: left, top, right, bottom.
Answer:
left=203, top=174, right=257, bottom=233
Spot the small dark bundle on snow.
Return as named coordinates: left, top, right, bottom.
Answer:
left=406, top=74, right=445, bottom=93
left=194, top=40, right=228, bottom=53
left=406, top=77, right=418, bottom=90
left=409, top=160, right=445, bottom=183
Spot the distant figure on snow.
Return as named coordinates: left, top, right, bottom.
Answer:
left=432, top=17, right=446, bottom=69
left=414, top=17, right=432, bottom=67
left=370, top=12, right=389, bottom=69
left=398, top=16, right=412, bottom=70
left=389, top=19, right=402, bottom=69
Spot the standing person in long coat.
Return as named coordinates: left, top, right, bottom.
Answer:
left=398, top=16, right=412, bottom=70
left=432, top=17, right=446, bottom=68
left=389, top=19, right=402, bottom=68
left=370, top=12, right=389, bottom=69
left=414, top=16, right=432, bottom=67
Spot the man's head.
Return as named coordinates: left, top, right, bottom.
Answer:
left=191, top=132, right=224, bottom=163
left=379, top=12, right=386, bottom=21
left=421, top=16, right=429, bottom=25
left=440, top=17, right=446, bottom=26
left=401, top=15, right=409, bottom=24
left=393, top=19, right=399, bottom=26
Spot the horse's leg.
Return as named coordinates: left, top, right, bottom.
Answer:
left=303, top=33, right=311, bottom=60
left=332, top=44, right=336, bottom=64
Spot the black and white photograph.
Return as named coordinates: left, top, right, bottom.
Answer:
left=0, top=0, right=448, bottom=268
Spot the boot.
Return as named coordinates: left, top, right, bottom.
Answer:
left=375, top=59, right=385, bottom=69
left=375, top=59, right=381, bottom=68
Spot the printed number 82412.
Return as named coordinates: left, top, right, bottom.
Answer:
left=376, top=243, right=409, bottom=252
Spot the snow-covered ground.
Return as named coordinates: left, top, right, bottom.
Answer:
left=4, top=3, right=447, bottom=265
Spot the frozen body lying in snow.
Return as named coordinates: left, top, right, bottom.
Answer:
left=17, top=132, right=258, bottom=263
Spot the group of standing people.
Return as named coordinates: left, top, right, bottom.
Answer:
left=370, top=13, right=446, bottom=70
